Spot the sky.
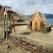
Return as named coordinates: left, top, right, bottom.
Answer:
left=0, top=0, right=53, bottom=15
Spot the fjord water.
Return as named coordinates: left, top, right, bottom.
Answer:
left=48, top=18, right=53, bottom=24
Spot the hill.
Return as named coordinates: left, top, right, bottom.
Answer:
left=25, top=13, right=53, bottom=19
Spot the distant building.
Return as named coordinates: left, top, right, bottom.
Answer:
left=0, top=5, right=4, bottom=13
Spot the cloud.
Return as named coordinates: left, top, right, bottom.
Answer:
left=0, top=0, right=53, bottom=15
left=25, top=0, right=48, bottom=5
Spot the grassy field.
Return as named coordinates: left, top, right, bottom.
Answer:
left=0, top=13, right=53, bottom=53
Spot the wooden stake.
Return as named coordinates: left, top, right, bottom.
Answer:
left=12, top=14, right=15, bottom=32
left=4, top=14, right=6, bottom=39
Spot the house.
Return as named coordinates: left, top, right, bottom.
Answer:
left=32, top=12, right=48, bottom=31
left=0, top=5, right=4, bottom=13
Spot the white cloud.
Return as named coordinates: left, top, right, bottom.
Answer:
left=0, top=0, right=53, bottom=15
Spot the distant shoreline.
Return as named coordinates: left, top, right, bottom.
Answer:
left=51, top=24, right=53, bottom=27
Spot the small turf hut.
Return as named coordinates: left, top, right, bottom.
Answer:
left=32, top=12, right=49, bottom=31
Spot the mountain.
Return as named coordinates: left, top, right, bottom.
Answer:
left=44, top=14, right=53, bottom=18
left=25, top=13, right=53, bottom=19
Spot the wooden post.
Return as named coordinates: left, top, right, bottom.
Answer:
left=6, top=13, right=8, bottom=39
left=4, top=10, right=9, bottom=39
left=12, top=14, right=15, bottom=32
left=4, top=14, right=6, bottom=39
left=13, top=17, right=15, bottom=32
left=9, top=13, right=11, bottom=31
